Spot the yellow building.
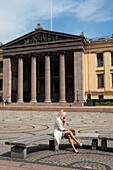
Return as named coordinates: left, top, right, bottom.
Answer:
left=84, top=35, right=113, bottom=100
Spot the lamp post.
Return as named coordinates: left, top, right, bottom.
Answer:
left=77, top=89, right=79, bottom=102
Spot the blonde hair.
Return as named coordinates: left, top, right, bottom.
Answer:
left=58, top=110, right=66, bottom=119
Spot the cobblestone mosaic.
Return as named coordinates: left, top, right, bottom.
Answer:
left=0, top=110, right=113, bottom=169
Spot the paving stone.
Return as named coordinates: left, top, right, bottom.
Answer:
left=0, top=110, right=113, bottom=169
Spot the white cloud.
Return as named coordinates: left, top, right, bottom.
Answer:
left=73, top=0, right=113, bottom=22
left=0, top=0, right=113, bottom=43
left=0, top=0, right=76, bottom=43
left=74, top=0, right=104, bottom=18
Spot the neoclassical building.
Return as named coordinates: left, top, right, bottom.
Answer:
left=1, top=24, right=113, bottom=105
left=1, top=24, right=86, bottom=106
left=85, top=35, right=113, bottom=100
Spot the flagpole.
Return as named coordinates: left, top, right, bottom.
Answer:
left=51, top=0, right=52, bottom=31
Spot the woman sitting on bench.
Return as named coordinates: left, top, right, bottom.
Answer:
left=54, top=110, right=83, bottom=153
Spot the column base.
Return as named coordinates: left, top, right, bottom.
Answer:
left=44, top=100, right=51, bottom=104
left=30, top=99, right=37, bottom=103
left=17, top=100, right=23, bottom=103
left=59, top=100, right=66, bottom=103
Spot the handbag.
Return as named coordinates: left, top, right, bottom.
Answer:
left=70, top=128, right=75, bottom=136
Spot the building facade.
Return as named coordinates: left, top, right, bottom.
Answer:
left=1, top=25, right=113, bottom=105
left=85, top=35, right=113, bottom=100
left=1, top=25, right=86, bottom=106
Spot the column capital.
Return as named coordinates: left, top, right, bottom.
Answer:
left=16, top=54, right=24, bottom=59
left=74, top=48, right=84, bottom=53
left=57, top=50, right=66, bottom=55
left=103, top=50, right=111, bottom=53
left=43, top=51, right=51, bottom=57
left=29, top=53, right=38, bottom=57
left=3, top=55, right=12, bottom=59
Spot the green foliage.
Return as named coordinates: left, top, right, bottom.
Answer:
left=92, top=99, right=113, bottom=106
left=16, top=158, right=20, bottom=161
left=95, top=102, right=99, bottom=105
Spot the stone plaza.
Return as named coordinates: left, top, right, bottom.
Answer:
left=0, top=109, right=113, bottom=169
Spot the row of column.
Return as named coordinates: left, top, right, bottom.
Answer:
left=17, top=52, right=67, bottom=103
left=3, top=50, right=84, bottom=104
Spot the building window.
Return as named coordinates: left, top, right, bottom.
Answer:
left=0, top=79, right=2, bottom=90
left=99, top=95, right=103, bottom=99
left=111, top=52, right=113, bottom=66
left=97, top=53, right=103, bottom=67
left=98, top=74, right=104, bottom=88
left=0, top=62, right=3, bottom=73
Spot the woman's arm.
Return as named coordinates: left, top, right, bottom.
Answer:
left=55, top=118, right=65, bottom=131
left=62, top=118, right=66, bottom=126
left=63, top=128, right=71, bottom=131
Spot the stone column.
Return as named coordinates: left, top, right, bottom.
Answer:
left=44, top=52, right=51, bottom=103
left=3, top=56, right=12, bottom=103
left=17, top=55, right=24, bottom=103
left=59, top=51, right=66, bottom=103
left=74, top=50, right=84, bottom=103
left=30, top=53, right=37, bottom=103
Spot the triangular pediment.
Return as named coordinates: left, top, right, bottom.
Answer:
left=2, top=29, right=85, bottom=48
left=13, top=32, right=70, bottom=46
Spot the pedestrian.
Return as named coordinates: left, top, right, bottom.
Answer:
left=54, top=110, right=83, bottom=153
left=4, top=99, right=9, bottom=105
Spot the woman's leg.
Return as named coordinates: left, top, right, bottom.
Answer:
left=65, top=130, right=82, bottom=145
left=67, top=134, right=78, bottom=152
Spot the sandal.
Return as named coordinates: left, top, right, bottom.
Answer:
left=79, top=143, right=83, bottom=147
left=74, top=149, right=79, bottom=153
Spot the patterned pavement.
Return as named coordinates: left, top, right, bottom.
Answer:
left=0, top=110, right=113, bottom=169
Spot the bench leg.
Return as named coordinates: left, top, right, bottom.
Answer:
left=101, top=139, right=107, bottom=151
left=92, top=139, right=98, bottom=150
left=11, top=146, right=27, bottom=159
left=49, top=140, right=59, bottom=151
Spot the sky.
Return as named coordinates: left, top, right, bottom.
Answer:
left=0, top=0, right=113, bottom=44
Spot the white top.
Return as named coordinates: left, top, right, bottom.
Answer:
left=54, top=117, right=65, bottom=145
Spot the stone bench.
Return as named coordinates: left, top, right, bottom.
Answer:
left=98, top=134, right=113, bottom=151
left=75, top=133, right=113, bottom=151
left=5, top=133, right=99, bottom=159
left=5, top=134, right=55, bottom=159
left=5, top=133, right=113, bottom=159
